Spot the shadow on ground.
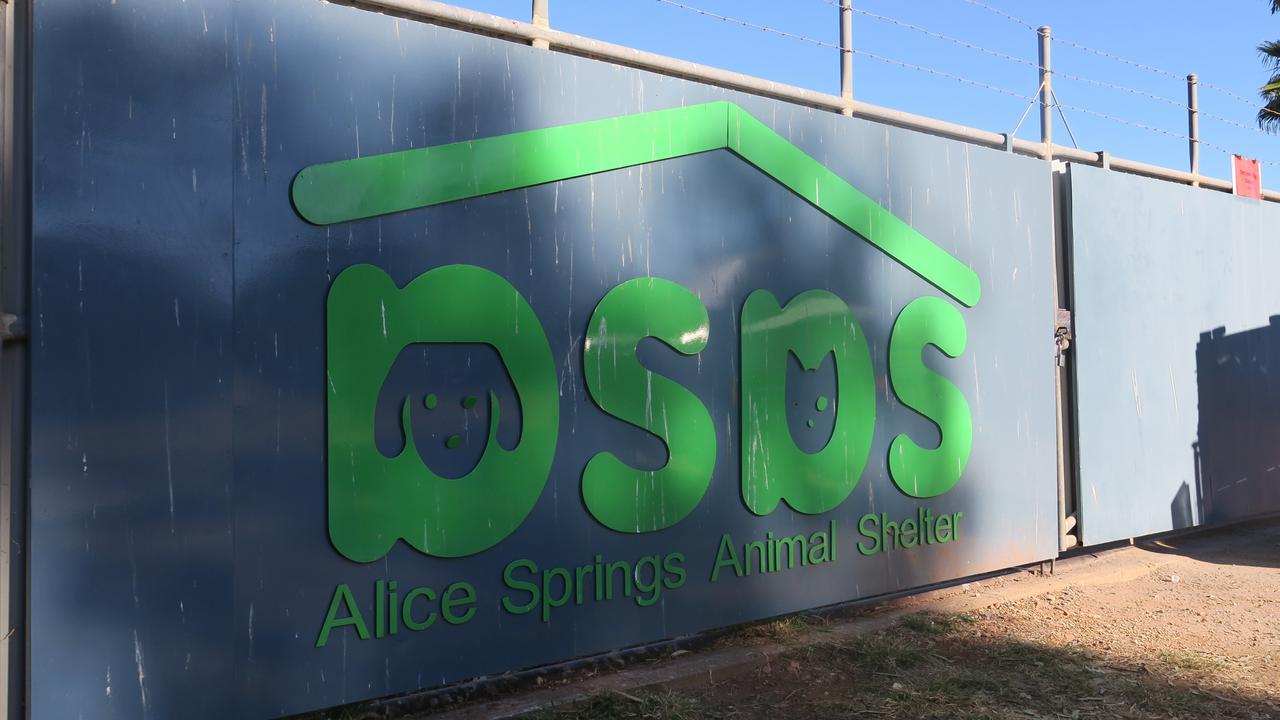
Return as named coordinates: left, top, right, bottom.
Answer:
left=1137, top=516, right=1280, bottom=571
left=534, top=610, right=1279, bottom=720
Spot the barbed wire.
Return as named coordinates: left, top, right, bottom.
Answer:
left=1200, top=138, right=1270, bottom=166
left=1199, top=83, right=1280, bottom=128
left=958, top=0, right=1035, bottom=30
left=1054, top=71, right=1186, bottom=109
left=1052, top=71, right=1280, bottom=135
left=650, top=0, right=1031, bottom=101
left=652, top=0, right=1276, bottom=154
left=852, top=48, right=1033, bottom=100
left=1200, top=108, right=1279, bottom=136
left=1051, top=71, right=1277, bottom=136
left=1052, top=25, right=1276, bottom=127
left=948, top=0, right=1280, bottom=137
left=1055, top=102, right=1190, bottom=141
left=905, top=4, right=1280, bottom=140
left=1056, top=102, right=1273, bottom=165
left=650, top=0, right=839, bottom=49
left=1200, top=81, right=1265, bottom=108
left=1052, top=27, right=1277, bottom=126
left=1051, top=37, right=1184, bottom=81
left=811, top=1, right=1036, bottom=67
left=823, top=1, right=1277, bottom=136
left=821, top=1, right=1229, bottom=122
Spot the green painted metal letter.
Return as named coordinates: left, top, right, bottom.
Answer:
left=887, top=296, right=972, bottom=498
left=740, top=290, right=875, bottom=515
left=326, top=264, right=558, bottom=561
left=582, top=278, right=716, bottom=532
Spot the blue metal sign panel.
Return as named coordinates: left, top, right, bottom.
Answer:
left=28, top=0, right=1058, bottom=716
left=1070, top=163, right=1280, bottom=545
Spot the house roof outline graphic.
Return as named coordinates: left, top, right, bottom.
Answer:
left=291, top=101, right=981, bottom=308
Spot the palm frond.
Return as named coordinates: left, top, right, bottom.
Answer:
left=1258, top=100, right=1280, bottom=130
left=1260, top=40, right=1280, bottom=69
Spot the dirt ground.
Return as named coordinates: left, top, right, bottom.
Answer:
left=520, top=520, right=1280, bottom=720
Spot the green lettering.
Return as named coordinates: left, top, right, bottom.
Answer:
left=316, top=584, right=370, bottom=648
left=574, top=563, right=593, bottom=604
left=935, top=513, right=953, bottom=542
left=740, top=290, right=875, bottom=515
left=582, top=278, right=716, bottom=532
left=807, top=529, right=831, bottom=564
left=401, top=587, right=437, bottom=631
left=442, top=582, right=477, bottom=625
left=387, top=581, right=400, bottom=636
left=594, top=555, right=605, bottom=600
left=662, top=553, right=687, bottom=589
left=375, top=580, right=386, bottom=638
left=883, top=517, right=900, bottom=549
left=634, top=555, right=663, bottom=607
left=901, top=518, right=918, bottom=548
left=541, top=568, right=572, bottom=623
left=606, top=560, right=633, bottom=600
left=326, top=264, right=559, bottom=560
left=888, top=296, right=972, bottom=498
left=776, top=534, right=808, bottom=568
left=858, top=513, right=881, bottom=555
left=745, top=540, right=768, bottom=575
left=502, top=559, right=540, bottom=615
left=711, top=533, right=743, bottom=582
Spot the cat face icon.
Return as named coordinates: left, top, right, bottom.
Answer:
left=740, top=289, right=876, bottom=516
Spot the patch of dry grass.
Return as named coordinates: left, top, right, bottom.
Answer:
left=536, top=611, right=1280, bottom=720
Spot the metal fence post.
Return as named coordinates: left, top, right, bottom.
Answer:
left=1038, top=25, right=1052, bottom=160
left=839, top=0, right=852, bottom=116
left=531, top=0, right=549, bottom=50
left=1187, top=73, right=1200, bottom=187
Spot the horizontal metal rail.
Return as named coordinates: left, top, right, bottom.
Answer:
left=344, top=0, right=1280, bottom=203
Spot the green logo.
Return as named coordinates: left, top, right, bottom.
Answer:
left=740, top=290, right=876, bottom=516
left=293, top=102, right=980, bottom=308
left=326, top=264, right=558, bottom=562
left=300, top=102, right=980, bottom=563
left=887, top=297, right=972, bottom=498
left=582, top=278, right=716, bottom=533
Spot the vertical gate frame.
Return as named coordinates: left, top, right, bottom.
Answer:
left=0, top=0, right=30, bottom=716
left=1052, top=163, right=1081, bottom=552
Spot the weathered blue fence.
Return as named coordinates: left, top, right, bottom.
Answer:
left=10, top=0, right=1279, bottom=718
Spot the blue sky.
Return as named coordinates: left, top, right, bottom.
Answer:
left=437, top=0, right=1278, bottom=182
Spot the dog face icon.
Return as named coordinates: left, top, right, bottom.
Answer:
left=326, top=264, right=558, bottom=562
left=373, top=343, right=520, bottom=482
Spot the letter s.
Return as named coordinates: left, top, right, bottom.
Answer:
left=888, top=296, right=972, bottom=498
left=582, top=278, right=716, bottom=532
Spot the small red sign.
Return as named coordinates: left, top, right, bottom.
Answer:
left=1232, top=155, right=1262, bottom=200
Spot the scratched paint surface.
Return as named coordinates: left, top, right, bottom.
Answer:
left=1070, top=163, right=1280, bottom=545
left=28, top=0, right=1056, bottom=717
left=29, top=0, right=236, bottom=718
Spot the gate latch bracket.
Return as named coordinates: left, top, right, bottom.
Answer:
left=1054, top=308, right=1073, bottom=368
left=0, top=314, right=26, bottom=343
